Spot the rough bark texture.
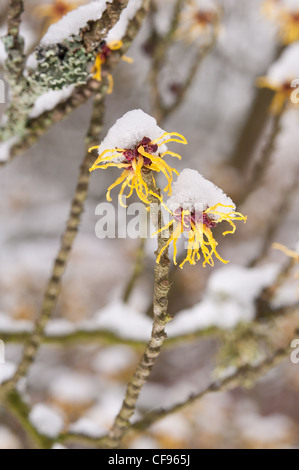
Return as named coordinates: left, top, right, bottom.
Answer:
left=106, top=171, right=173, bottom=448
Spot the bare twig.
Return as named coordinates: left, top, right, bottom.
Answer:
left=129, top=346, right=289, bottom=435
left=159, top=36, right=217, bottom=122
left=1, top=295, right=298, bottom=351
left=60, top=345, right=290, bottom=447
left=4, top=390, right=53, bottom=449
left=149, top=0, right=218, bottom=122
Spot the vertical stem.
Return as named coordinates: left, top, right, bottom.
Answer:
left=106, top=171, right=172, bottom=449
left=159, top=35, right=217, bottom=123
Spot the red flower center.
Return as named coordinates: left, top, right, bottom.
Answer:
left=122, top=137, right=158, bottom=168
left=174, top=208, right=217, bottom=231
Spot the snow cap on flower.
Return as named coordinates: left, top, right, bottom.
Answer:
left=97, top=109, right=168, bottom=161
left=265, top=42, right=299, bottom=84
left=167, top=168, right=235, bottom=219
left=154, top=169, right=246, bottom=269
left=89, top=109, right=187, bottom=206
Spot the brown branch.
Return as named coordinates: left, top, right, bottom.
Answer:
left=60, top=344, right=290, bottom=448
left=149, top=0, right=218, bottom=122
left=159, top=35, right=217, bottom=123
left=82, top=0, right=129, bottom=53
left=105, top=172, right=173, bottom=448
left=129, top=346, right=290, bottom=435
left=4, top=390, right=53, bottom=449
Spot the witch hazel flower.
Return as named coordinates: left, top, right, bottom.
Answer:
left=89, top=109, right=187, bottom=206
left=256, top=42, right=299, bottom=114
left=91, top=40, right=133, bottom=94
left=154, top=169, right=247, bottom=269
left=177, top=0, right=220, bottom=44
left=262, top=0, right=299, bottom=44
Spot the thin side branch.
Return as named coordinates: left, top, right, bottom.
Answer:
left=129, top=346, right=289, bottom=435
left=4, top=390, right=53, bottom=449
left=60, top=345, right=290, bottom=448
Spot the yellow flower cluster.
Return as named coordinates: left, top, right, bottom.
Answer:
left=89, top=111, right=247, bottom=269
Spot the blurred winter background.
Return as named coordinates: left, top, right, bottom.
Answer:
left=0, top=0, right=299, bottom=449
